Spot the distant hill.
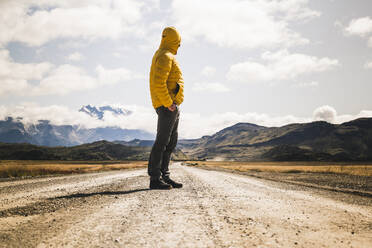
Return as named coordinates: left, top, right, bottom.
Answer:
left=0, top=140, right=188, bottom=161
left=0, top=117, right=154, bottom=147
left=177, top=118, right=372, bottom=161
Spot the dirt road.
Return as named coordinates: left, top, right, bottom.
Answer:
left=0, top=163, right=371, bottom=248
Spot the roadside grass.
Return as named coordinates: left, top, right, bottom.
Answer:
left=0, top=160, right=147, bottom=178
left=183, top=161, right=372, bottom=177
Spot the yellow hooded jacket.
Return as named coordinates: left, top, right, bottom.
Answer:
left=149, top=27, right=184, bottom=109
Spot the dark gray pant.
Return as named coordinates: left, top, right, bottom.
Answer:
left=148, top=106, right=179, bottom=180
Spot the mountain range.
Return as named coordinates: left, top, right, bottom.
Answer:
left=0, top=104, right=154, bottom=147
left=1, top=105, right=372, bottom=161
left=177, top=118, right=372, bottom=161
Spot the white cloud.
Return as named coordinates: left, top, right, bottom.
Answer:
left=271, top=0, right=321, bottom=21
left=66, top=52, right=84, bottom=61
left=364, top=61, right=372, bottom=69
left=313, top=105, right=337, bottom=122
left=292, top=81, right=319, bottom=88
left=0, top=50, right=53, bottom=80
left=344, top=17, right=372, bottom=37
left=342, top=17, right=372, bottom=48
left=0, top=49, right=53, bottom=96
left=0, top=0, right=156, bottom=46
left=192, top=82, right=230, bottom=93
left=227, top=50, right=339, bottom=83
left=33, top=65, right=142, bottom=96
left=312, top=106, right=372, bottom=124
left=97, top=65, right=144, bottom=83
left=32, top=64, right=98, bottom=95
left=171, top=0, right=319, bottom=49
left=201, top=66, right=216, bottom=77
left=0, top=48, right=141, bottom=96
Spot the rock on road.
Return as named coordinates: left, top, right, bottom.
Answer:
left=0, top=163, right=371, bottom=248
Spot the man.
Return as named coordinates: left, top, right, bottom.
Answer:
left=148, top=27, right=184, bottom=190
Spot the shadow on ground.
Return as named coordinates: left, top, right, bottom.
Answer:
left=51, top=188, right=151, bottom=200
left=0, top=188, right=151, bottom=218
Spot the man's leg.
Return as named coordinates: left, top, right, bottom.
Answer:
left=148, top=107, right=179, bottom=181
left=160, top=111, right=179, bottom=178
left=160, top=109, right=182, bottom=188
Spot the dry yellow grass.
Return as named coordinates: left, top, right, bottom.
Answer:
left=0, top=160, right=147, bottom=178
left=184, top=161, right=372, bottom=177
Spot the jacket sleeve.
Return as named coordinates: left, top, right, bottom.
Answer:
left=153, top=54, right=173, bottom=108
left=174, top=77, right=184, bottom=105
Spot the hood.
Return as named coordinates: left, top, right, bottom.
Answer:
left=159, top=27, right=181, bottom=55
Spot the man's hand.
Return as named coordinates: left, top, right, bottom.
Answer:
left=168, top=103, right=177, bottom=112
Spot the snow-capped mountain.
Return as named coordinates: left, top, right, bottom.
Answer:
left=0, top=117, right=154, bottom=147
left=79, top=105, right=132, bottom=120
left=0, top=105, right=155, bottom=146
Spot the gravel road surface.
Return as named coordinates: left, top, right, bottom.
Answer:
left=0, top=163, right=371, bottom=248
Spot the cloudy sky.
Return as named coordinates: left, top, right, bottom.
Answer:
left=1, top=0, right=372, bottom=138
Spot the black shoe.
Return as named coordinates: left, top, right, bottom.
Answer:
left=163, top=177, right=183, bottom=188
left=150, top=179, right=172, bottom=190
